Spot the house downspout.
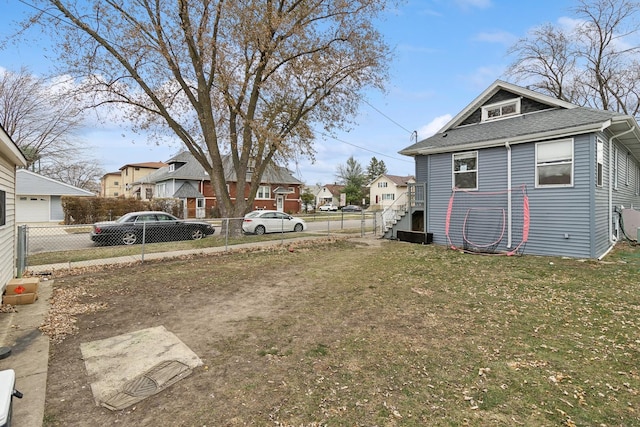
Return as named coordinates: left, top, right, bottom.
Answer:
left=605, top=126, right=635, bottom=256
left=505, top=141, right=512, bottom=248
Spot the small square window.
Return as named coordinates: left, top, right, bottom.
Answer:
left=452, top=151, right=478, bottom=190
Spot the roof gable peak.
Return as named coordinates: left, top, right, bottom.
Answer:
left=439, top=80, right=578, bottom=133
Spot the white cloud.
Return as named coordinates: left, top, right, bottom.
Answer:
left=417, top=115, right=452, bottom=139
left=461, top=65, right=506, bottom=90
left=557, top=16, right=583, bottom=32
left=474, top=31, right=517, bottom=45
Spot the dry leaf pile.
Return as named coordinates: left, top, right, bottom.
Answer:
left=39, top=286, right=108, bottom=343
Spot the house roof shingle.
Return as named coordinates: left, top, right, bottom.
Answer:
left=17, top=169, right=94, bottom=196
left=400, top=107, right=621, bottom=156
left=138, top=151, right=302, bottom=185
left=384, top=174, right=415, bottom=186
left=397, top=79, right=640, bottom=157
left=119, top=162, right=167, bottom=170
left=172, top=181, right=204, bottom=198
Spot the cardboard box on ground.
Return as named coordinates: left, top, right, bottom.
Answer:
left=2, top=278, right=39, bottom=305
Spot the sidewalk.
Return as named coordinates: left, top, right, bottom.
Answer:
left=25, top=233, right=356, bottom=274
left=0, top=278, right=52, bottom=427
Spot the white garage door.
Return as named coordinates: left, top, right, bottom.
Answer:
left=17, top=196, right=50, bottom=223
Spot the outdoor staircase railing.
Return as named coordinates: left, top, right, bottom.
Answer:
left=381, top=182, right=427, bottom=234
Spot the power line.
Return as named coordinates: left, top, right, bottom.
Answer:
left=362, top=98, right=414, bottom=135
left=317, top=131, right=413, bottom=163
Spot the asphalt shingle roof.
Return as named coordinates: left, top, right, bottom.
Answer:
left=401, top=107, right=622, bottom=155
left=138, top=151, right=302, bottom=185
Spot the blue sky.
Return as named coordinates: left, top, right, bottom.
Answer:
left=0, top=0, right=577, bottom=185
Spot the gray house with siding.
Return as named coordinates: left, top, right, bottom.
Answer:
left=16, top=169, right=95, bottom=223
left=396, top=80, right=640, bottom=259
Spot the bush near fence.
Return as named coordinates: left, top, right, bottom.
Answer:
left=61, top=196, right=184, bottom=224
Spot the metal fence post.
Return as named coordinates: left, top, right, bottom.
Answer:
left=16, top=225, right=27, bottom=277
left=141, top=221, right=146, bottom=263
left=373, top=213, right=378, bottom=236
left=225, top=218, right=229, bottom=251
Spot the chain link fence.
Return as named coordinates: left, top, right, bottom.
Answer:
left=18, top=211, right=382, bottom=275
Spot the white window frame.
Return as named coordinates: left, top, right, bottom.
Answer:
left=169, top=164, right=175, bottom=172
left=626, top=153, right=630, bottom=186
left=452, top=151, right=478, bottom=190
left=535, top=139, right=574, bottom=188
left=596, top=138, right=604, bottom=187
left=378, top=182, right=388, bottom=188
left=613, top=147, right=619, bottom=190
left=257, top=185, right=271, bottom=199
left=481, top=98, right=521, bottom=122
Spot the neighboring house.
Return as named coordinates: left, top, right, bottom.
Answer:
left=16, top=169, right=94, bottom=223
left=0, top=124, right=27, bottom=292
left=138, top=151, right=303, bottom=217
left=396, top=79, right=640, bottom=259
left=100, top=162, right=166, bottom=198
left=120, top=162, right=167, bottom=198
left=100, top=171, right=122, bottom=197
left=315, top=184, right=345, bottom=208
left=368, top=174, right=415, bottom=211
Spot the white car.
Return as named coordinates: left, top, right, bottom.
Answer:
left=242, top=210, right=307, bottom=235
left=319, top=203, right=338, bottom=211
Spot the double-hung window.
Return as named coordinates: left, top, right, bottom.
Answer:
left=257, top=185, right=271, bottom=199
left=536, top=139, right=573, bottom=187
left=453, top=151, right=478, bottom=190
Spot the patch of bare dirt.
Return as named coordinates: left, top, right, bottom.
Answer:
left=43, top=238, right=379, bottom=426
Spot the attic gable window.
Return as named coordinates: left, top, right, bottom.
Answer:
left=169, top=164, right=175, bottom=172
left=481, top=98, right=521, bottom=122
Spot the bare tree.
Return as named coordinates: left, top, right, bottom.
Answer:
left=506, top=0, right=640, bottom=118
left=41, top=159, right=103, bottom=193
left=507, top=24, right=578, bottom=102
left=0, top=67, right=84, bottom=167
left=27, top=0, right=395, bottom=232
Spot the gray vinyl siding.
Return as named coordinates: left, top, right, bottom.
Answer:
left=0, top=156, right=16, bottom=292
left=413, top=131, right=640, bottom=258
left=511, top=135, right=592, bottom=258
left=426, top=153, right=452, bottom=245
left=426, top=148, right=510, bottom=247
left=594, top=133, right=610, bottom=258
left=419, top=135, right=601, bottom=258
left=610, top=134, right=640, bottom=241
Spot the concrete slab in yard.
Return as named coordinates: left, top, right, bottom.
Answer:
left=80, top=325, right=202, bottom=409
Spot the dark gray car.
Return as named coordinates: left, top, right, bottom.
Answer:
left=91, top=211, right=215, bottom=245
